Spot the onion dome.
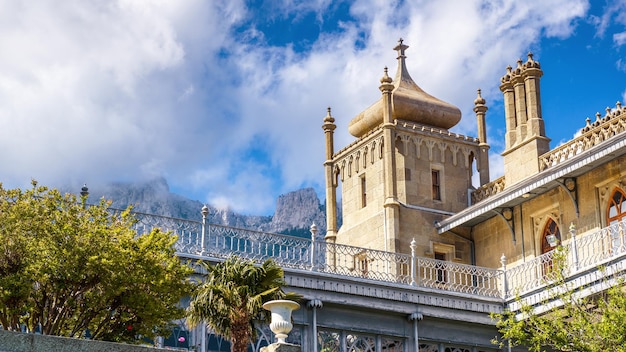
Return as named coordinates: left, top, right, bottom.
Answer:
left=348, top=39, right=462, bottom=138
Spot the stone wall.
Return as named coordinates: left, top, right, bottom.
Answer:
left=0, top=330, right=164, bottom=352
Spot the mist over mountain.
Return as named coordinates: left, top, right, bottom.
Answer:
left=86, top=177, right=338, bottom=239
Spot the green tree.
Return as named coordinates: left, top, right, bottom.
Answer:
left=187, top=256, right=299, bottom=352
left=493, top=247, right=626, bottom=352
left=0, top=181, right=194, bottom=343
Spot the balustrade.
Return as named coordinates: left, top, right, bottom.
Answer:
left=113, top=208, right=626, bottom=301
left=539, top=102, right=626, bottom=171
left=502, top=220, right=626, bottom=298
left=471, top=176, right=505, bottom=204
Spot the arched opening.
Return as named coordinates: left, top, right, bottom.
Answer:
left=541, top=218, right=561, bottom=275
left=541, top=218, right=561, bottom=255
left=608, top=188, right=626, bottom=224
left=607, top=188, right=626, bottom=253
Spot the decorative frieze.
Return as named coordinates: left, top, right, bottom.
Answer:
left=332, top=121, right=482, bottom=182
left=333, top=132, right=384, bottom=182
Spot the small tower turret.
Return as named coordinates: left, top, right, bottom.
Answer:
left=473, top=89, right=490, bottom=186
left=322, top=107, right=337, bottom=242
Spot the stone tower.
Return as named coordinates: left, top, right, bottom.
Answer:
left=324, top=40, right=490, bottom=261
left=500, top=53, right=550, bottom=186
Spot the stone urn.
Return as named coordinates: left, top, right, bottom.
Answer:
left=262, top=300, right=300, bottom=343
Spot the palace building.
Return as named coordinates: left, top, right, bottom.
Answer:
left=129, top=39, right=626, bottom=352
left=323, top=39, right=626, bottom=273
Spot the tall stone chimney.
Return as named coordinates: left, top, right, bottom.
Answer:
left=500, top=53, right=550, bottom=186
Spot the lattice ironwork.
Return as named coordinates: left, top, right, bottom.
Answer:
left=381, top=337, right=403, bottom=351
left=418, top=344, right=439, bottom=352
left=317, top=329, right=404, bottom=352
left=251, top=324, right=272, bottom=352
left=318, top=330, right=341, bottom=352
left=444, top=348, right=471, bottom=352
left=346, top=334, right=375, bottom=352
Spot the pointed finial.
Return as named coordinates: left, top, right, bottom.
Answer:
left=379, top=66, right=394, bottom=93
left=474, top=88, right=486, bottom=105
left=380, top=66, right=393, bottom=84
left=324, top=107, right=335, bottom=123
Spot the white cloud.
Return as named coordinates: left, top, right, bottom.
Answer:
left=0, top=0, right=591, bottom=214
left=615, top=32, right=626, bottom=47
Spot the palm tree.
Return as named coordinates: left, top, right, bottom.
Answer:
left=187, top=256, right=299, bottom=352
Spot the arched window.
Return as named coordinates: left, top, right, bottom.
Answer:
left=541, top=218, right=561, bottom=276
left=608, top=188, right=626, bottom=224
left=541, top=218, right=561, bottom=255
left=607, top=188, right=626, bottom=253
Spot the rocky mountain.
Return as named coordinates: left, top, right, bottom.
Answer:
left=86, top=178, right=338, bottom=239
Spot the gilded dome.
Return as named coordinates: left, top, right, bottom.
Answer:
left=348, top=40, right=462, bottom=138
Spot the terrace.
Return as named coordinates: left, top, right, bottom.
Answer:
left=127, top=208, right=626, bottom=305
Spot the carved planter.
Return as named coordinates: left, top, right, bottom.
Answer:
left=262, top=300, right=300, bottom=343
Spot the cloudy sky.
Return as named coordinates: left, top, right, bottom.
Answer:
left=1, top=0, right=625, bottom=215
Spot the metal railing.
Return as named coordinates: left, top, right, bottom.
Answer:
left=502, top=220, right=626, bottom=299
left=125, top=209, right=503, bottom=298
left=121, top=208, right=626, bottom=300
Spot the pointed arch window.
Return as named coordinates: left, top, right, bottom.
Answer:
left=541, top=218, right=561, bottom=254
left=607, top=188, right=626, bottom=253
left=608, top=188, right=626, bottom=224
left=541, top=218, right=561, bottom=275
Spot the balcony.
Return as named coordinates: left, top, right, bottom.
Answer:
left=125, top=208, right=626, bottom=302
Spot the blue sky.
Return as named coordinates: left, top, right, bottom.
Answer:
left=0, top=0, right=625, bottom=215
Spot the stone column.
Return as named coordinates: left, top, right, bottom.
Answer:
left=512, top=59, right=528, bottom=142
left=322, top=107, right=337, bottom=243
left=473, top=89, right=490, bottom=186
left=500, top=66, right=517, bottom=149
left=380, top=65, right=400, bottom=252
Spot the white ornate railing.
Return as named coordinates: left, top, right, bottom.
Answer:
left=123, top=209, right=503, bottom=298
left=320, top=242, right=412, bottom=283
left=416, top=258, right=501, bottom=297
left=502, top=220, right=626, bottom=299
left=120, top=208, right=626, bottom=301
